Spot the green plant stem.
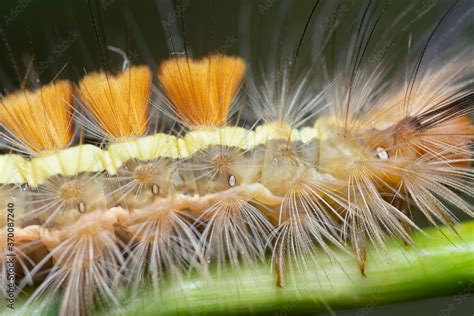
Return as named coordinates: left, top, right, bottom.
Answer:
left=120, top=221, right=474, bottom=315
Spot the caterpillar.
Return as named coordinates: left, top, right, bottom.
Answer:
left=0, top=0, right=473, bottom=315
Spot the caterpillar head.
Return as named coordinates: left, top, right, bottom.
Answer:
left=317, top=93, right=473, bottom=187
left=360, top=111, right=473, bottom=189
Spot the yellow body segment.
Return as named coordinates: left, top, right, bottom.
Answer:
left=0, top=123, right=322, bottom=186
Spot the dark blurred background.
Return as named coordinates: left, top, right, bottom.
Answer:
left=0, top=0, right=472, bottom=315
left=0, top=0, right=473, bottom=92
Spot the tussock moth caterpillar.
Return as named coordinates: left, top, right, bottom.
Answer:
left=0, top=0, right=472, bottom=315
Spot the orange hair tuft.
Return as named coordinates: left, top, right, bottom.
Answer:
left=158, top=54, right=246, bottom=127
left=0, top=81, right=74, bottom=153
left=78, top=65, right=152, bottom=140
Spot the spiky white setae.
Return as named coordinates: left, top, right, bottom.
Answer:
left=272, top=173, right=349, bottom=283
left=402, top=158, right=474, bottom=225
left=344, top=162, right=418, bottom=268
left=19, top=212, right=124, bottom=316
left=246, top=65, right=330, bottom=128
left=122, top=209, right=201, bottom=298
left=197, top=197, right=273, bottom=272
